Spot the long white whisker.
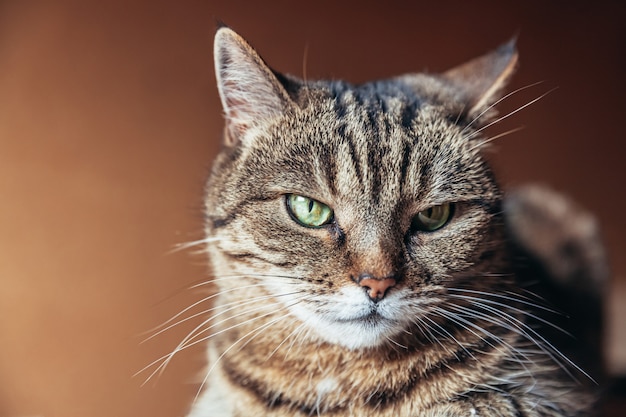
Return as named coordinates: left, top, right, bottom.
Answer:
left=190, top=274, right=302, bottom=289
left=461, top=81, right=544, bottom=133
left=136, top=304, right=274, bottom=384
left=450, top=295, right=594, bottom=383
left=447, top=293, right=571, bottom=335
left=468, top=126, right=525, bottom=152
left=434, top=306, right=501, bottom=350
left=385, top=335, right=408, bottom=350
left=421, top=314, right=471, bottom=358
left=465, top=88, right=556, bottom=141
left=138, top=293, right=308, bottom=385
left=145, top=281, right=294, bottom=335
left=168, top=237, right=222, bottom=254
left=285, top=321, right=311, bottom=361
left=173, top=292, right=307, bottom=353
left=447, top=288, right=562, bottom=315
left=194, top=314, right=289, bottom=403
left=410, top=315, right=443, bottom=349
left=193, top=301, right=305, bottom=404
left=142, top=290, right=304, bottom=343
left=266, top=321, right=308, bottom=361
left=442, top=302, right=535, bottom=367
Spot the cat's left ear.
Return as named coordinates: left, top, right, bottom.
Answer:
left=443, top=39, right=518, bottom=121
left=214, top=27, right=294, bottom=146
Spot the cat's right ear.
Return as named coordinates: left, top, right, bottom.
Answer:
left=214, top=27, right=293, bottom=146
left=443, top=39, right=518, bottom=122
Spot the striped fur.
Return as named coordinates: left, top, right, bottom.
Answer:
left=185, top=27, right=597, bottom=416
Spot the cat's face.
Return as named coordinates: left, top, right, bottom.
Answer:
left=205, top=28, right=516, bottom=350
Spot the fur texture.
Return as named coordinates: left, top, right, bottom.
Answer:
left=182, top=28, right=603, bottom=416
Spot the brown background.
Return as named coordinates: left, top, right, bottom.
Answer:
left=0, top=1, right=624, bottom=416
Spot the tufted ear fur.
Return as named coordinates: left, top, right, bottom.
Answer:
left=443, top=39, right=518, bottom=122
left=214, top=27, right=294, bottom=146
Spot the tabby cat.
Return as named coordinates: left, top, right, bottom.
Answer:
left=181, top=27, right=605, bottom=416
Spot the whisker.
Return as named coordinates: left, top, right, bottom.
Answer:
left=145, top=281, right=297, bottom=335
left=442, top=302, right=535, bottom=367
left=266, top=321, right=308, bottom=361
left=447, top=293, right=571, bottom=336
left=449, top=295, right=594, bottom=383
left=136, top=304, right=273, bottom=384
left=142, top=290, right=304, bottom=343
left=284, top=321, right=311, bottom=361
left=465, top=88, right=556, bottom=141
left=447, top=288, right=562, bottom=315
left=194, top=314, right=289, bottom=403
left=421, top=314, right=471, bottom=358
left=173, top=291, right=308, bottom=353
left=168, top=237, right=222, bottom=254
left=461, top=81, right=545, bottom=133
left=193, top=301, right=305, bottom=404
left=190, top=273, right=302, bottom=289
left=453, top=102, right=468, bottom=125
left=302, top=42, right=310, bottom=86
left=235, top=306, right=309, bottom=355
left=467, top=126, right=525, bottom=152
left=385, top=335, right=408, bottom=350
left=138, top=293, right=308, bottom=385
left=410, top=315, right=443, bottom=348
left=434, top=305, right=499, bottom=348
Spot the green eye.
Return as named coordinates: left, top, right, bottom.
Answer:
left=286, top=194, right=334, bottom=228
left=412, top=203, right=453, bottom=232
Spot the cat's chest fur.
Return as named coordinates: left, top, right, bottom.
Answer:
left=183, top=27, right=598, bottom=417
left=190, top=322, right=516, bottom=416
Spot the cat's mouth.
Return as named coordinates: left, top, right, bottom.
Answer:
left=334, top=305, right=391, bottom=324
left=289, top=288, right=413, bottom=349
left=323, top=286, right=409, bottom=326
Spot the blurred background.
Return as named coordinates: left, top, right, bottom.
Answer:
left=0, top=1, right=624, bottom=416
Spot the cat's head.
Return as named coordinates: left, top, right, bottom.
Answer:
left=205, top=27, right=518, bottom=350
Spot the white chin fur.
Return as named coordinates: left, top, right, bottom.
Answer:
left=287, top=286, right=413, bottom=350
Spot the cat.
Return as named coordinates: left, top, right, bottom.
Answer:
left=179, top=26, right=606, bottom=416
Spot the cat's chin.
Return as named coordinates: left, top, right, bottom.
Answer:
left=287, top=286, right=415, bottom=350
left=312, top=316, right=400, bottom=350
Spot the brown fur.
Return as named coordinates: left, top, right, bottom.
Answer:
left=183, top=27, right=602, bottom=416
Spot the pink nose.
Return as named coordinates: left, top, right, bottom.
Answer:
left=359, top=277, right=396, bottom=301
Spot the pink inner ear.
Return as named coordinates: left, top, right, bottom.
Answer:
left=222, top=80, right=248, bottom=122
left=214, top=27, right=294, bottom=146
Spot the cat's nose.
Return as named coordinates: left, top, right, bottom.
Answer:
left=356, top=274, right=397, bottom=302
